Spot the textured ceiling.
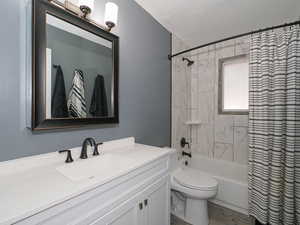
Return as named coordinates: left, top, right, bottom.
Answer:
left=135, top=0, right=300, bottom=48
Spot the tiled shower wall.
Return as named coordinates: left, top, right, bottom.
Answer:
left=171, top=35, right=191, bottom=156
left=172, top=36, right=250, bottom=165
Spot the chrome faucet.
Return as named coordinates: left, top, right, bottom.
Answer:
left=80, top=137, right=100, bottom=159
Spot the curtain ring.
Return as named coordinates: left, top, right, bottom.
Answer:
left=213, top=44, right=216, bottom=59
left=234, top=39, right=237, bottom=56
left=207, top=45, right=209, bottom=57
left=207, top=45, right=210, bottom=65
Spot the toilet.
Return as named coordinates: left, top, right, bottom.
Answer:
left=171, top=167, right=218, bottom=225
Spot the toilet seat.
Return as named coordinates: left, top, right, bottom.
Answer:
left=173, top=168, right=218, bottom=191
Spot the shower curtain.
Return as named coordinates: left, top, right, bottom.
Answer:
left=248, top=26, right=300, bottom=225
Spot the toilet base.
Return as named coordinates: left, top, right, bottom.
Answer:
left=185, top=198, right=208, bottom=225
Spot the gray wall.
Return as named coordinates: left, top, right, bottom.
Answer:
left=0, top=0, right=171, bottom=162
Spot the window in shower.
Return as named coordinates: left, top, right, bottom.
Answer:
left=218, top=55, right=249, bottom=114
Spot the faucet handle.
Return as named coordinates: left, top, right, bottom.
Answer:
left=94, top=142, right=103, bottom=156
left=180, top=137, right=190, bottom=148
left=59, top=150, right=74, bottom=163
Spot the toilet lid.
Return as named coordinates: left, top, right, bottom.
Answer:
left=173, top=168, right=218, bottom=191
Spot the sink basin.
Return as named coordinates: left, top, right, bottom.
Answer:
left=56, top=154, right=136, bottom=182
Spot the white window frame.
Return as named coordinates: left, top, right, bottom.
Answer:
left=218, top=54, right=249, bottom=115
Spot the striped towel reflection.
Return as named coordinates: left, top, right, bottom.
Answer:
left=67, top=69, right=87, bottom=118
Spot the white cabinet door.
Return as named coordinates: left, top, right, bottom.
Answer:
left=108, top=205, right=139, bottom=225
left=90, top=205, right=139, bottom=225
left=90, top=190, right=145, bottom=225
left=91, top=201, right=146, bottom=225
left=146, top=179, right=170, bottom=225
left=90, top=176, right=170, bottom=225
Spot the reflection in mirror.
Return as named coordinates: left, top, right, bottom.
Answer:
left=45, top=13, right=113, bottom=119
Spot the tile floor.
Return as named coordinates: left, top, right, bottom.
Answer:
left=171, top=202, right=254, bottom=225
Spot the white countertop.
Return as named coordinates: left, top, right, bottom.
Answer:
left=0, top=138, right=174, bottom=225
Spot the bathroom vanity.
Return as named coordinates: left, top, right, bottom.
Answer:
left=0, top=138, right=173, bottom=225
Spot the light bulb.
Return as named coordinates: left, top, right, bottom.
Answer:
left=104, top=2, right=119, bottom=30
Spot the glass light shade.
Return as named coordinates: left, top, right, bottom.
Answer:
left=78, top=0, right=94, bottom=10
left=104, top=2, right=119, bottom=25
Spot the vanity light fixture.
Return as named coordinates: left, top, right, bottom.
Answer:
left=78, top=0, right=94, bottom=18
left=48, top=0, right=117, bottom=33
left=104, top=2, right=119, bottom=31
left=48, top=0, right=80, bottom=15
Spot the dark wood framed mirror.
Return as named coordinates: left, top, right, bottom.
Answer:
left=32, top=0, right=119, bottom=131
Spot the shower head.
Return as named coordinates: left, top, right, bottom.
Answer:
left=182, top=57, right=194, bottom=66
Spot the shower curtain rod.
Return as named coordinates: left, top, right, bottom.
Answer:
left=168, top=20, right=300, bottom=59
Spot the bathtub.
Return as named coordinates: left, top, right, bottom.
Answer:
left=188, top=154, right=249, bottom=215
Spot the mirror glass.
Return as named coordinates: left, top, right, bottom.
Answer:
left=45, top=13, right=114, bottom=119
